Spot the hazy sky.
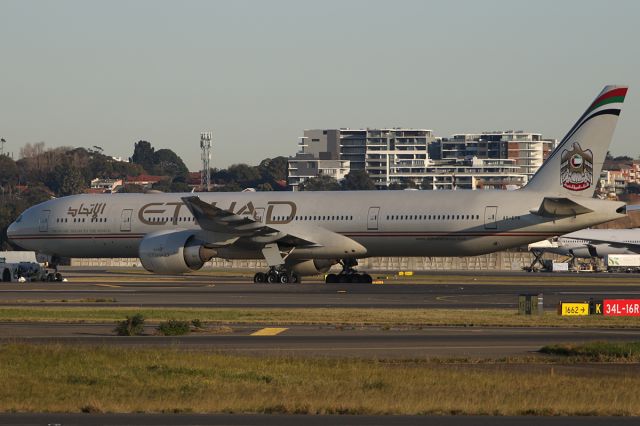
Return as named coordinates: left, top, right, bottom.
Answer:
left=1, top=0, right=639, bottom=170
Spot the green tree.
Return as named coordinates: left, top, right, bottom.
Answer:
left=0, top=156, right=18, bottom=187
left=151, top=149, right=189, bottom=178
left=22, top=185, right=53, bottom=205
left=130, top=141, right=155, bottom=171
left=256, top=182, right=274, bottom=191
left=119, top=184, right=145, bottom=193
left=214, top=182, right=244, bottom=192
left=46, top=164, right=86, bottom=196
left=341, top=170, right=376, bottom=190
left=226, top=164, right=261, bottom=183
left=299, top=174, right=340, bottom=191
left=258, top=156, right=288, bottom=182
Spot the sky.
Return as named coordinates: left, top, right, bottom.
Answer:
left=1, top=0, right=639, bottom=170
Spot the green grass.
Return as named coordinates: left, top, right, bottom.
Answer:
left=1, top=344, right=640, bottom=415
left=541, top=341, right=640, bottom=361
left=0, top=307, right=639, bottom=328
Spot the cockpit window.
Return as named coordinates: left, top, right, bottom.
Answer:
left=15, top=215, right=22, bottom=223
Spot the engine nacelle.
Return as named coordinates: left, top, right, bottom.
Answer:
left=569, top=245, right=598, bottom=258
left=288, top=259, right=336, bottom=276
left=139, top=230, right=216, bottom=274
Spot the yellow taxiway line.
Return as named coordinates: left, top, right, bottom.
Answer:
left=250, top=327, right=288, bottom=336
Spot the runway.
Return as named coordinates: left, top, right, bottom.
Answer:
left=3, top=323, right=640, bottom=358
left=2, top=269, right=640, bottom=422
left=1, top=413, right=638, bottom=426
left=1, top=268, right=640, bottom=309
left=2, top=268, right=640, bottom=358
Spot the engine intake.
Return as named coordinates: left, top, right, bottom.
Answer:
left=139, top=230, right=216, bottom=274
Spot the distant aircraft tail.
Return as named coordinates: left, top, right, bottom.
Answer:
left=523, top=85, right=628, bottom=197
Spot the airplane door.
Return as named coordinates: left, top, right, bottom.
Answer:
left=120, top=209, right=133, bottom=232
left=484, top=206, right=498, bottom=230
left=38, top=210, right=50, bottom=232
left=367, top=207, right=380, bottom=231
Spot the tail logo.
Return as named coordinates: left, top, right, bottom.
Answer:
left=560, top=142, right=593, bottom=191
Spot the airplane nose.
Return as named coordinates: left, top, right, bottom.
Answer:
left=7, top=221, right=17, bottom=240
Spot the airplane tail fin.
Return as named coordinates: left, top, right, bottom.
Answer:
left=523, top=85, right=628, bottom=197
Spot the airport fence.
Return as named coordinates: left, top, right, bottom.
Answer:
left=69, top=252, right=565, bottom=271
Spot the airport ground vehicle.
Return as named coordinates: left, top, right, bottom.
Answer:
left=0, top=252, right=62, bottom=282
left=605, top=254, right=640, bottom=273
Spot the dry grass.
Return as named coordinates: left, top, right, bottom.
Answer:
left=0, top=307, right=639, bottom=328
left=541, top=341, right=640, bottom=361
left=0, top=344, right=639, bottom=415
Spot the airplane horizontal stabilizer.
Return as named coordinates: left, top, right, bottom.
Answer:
left=530, top=197, right=594, bottom=218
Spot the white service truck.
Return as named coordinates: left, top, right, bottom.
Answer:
left=0, top=251, right=62, bottom=282
left=605, top=254, right=640, bottom=273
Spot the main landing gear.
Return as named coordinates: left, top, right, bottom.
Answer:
left=325, top=259, right=372, bottom=284
left=254, top=267, right=300, bottom=284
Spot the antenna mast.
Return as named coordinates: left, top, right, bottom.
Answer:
left=200, top=132, right=212, bottom=191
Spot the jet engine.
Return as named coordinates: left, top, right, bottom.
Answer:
left=139, top=230, right=216, bottom=274
left=569, top=245, right=599, bottom=258
left=288, top=259, right=336, bottom=276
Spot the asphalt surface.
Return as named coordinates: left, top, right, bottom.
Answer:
left=1, top=268, right=640, bottom=309
left=1, top=268, right=640, bottom=357
left=0, top=414, right=638, bottom=426
left=3, top=323, right=640, bottom=358
left=3, top=269, right=640, bottom=422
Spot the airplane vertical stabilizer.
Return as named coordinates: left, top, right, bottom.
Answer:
left=524, top=85, right=628, bottom=197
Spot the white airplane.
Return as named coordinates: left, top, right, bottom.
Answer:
left=7, top=86, right=629, bottom=283
left=529, top=228, right=640, bottom=259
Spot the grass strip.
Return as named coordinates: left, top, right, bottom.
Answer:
left=0, top=307, right=639, bottom=328
left=0, top=344, right=639, bottom=415
left=540, top=341, right=640, bottom=361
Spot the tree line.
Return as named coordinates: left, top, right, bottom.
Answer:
left=0, top=140, right=291, bottom=249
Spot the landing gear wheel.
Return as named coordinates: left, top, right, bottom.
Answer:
left=55, top=273, right=63, bottom=282
left=290, top=273, right=300, bottom=284
left=254, top=272, right=266, bottom=283
left=325, top=274, right=338, bottom=284
left=267, top=272, right=279, bottom=284
left=279, top=274, right=290, bottom=284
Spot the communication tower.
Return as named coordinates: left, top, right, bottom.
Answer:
left=0, top=138, right=5, bottom=156
left=200, top=132, right=212, bottom=191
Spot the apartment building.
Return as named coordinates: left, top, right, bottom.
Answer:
left=288, top=129, right=556, bottom=190
left=438, top=131, right=557, bottom=179
left=288, top=128, right=434, bottom=190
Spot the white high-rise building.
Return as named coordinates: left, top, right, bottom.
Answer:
left=288, top=128, right=434, bottom=190
left=438, top=131, right=557, bottom=180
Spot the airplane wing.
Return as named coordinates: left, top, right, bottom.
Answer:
left=180, top=196, right=364, bottom=255
left=530, top=197, right=593, bottom=218
left=181, top=196, right=315, bottom=247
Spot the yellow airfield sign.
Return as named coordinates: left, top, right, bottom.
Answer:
left=560, top=303, right=590, bottom=316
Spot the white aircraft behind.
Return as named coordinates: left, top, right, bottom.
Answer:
left=529, top=228, right=640, bottom=258
left=7, top=85, right=629, bottom=283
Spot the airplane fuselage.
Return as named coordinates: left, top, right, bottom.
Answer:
left=8, top=190, right=625, bottom=260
